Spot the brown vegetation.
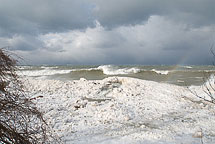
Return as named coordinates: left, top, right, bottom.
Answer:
left=0, top=48, right=48, bottom=143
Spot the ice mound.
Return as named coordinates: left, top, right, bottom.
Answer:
left=22, top=77, right=215, bottom=144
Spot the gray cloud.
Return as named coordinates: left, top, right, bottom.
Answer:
left=0, top=0, right=94, bottom=36
left=1, top=0, right=214, bottom=36
left=92, top=0, right=215, bottom=28
left=0, top=0, right=214, bottom=65
left=8, top=35, right=43, bottom=51
left=13, top=16, right=215, bottom=65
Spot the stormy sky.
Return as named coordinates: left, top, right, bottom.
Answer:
left=0, top=0, right=215, bottom=65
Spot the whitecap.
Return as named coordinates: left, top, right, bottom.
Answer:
left=183, top=66, right=193, bottom=69
left=40, top=66, right=58, bottom=69
left=97, top=65, right=141, bottom=75
left=16, top=66, right=33, bottom=70
left=151, top=69, right=169, bottom=75
left=16, top=69, right=72, bottom=77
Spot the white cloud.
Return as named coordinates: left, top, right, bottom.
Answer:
left=8, top=16, right=215, bottom=65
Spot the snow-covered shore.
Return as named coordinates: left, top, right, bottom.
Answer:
left=22, top=77, right=215, bottom=144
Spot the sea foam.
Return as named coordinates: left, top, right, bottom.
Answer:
left=17, top=65, right=142, bottom=77
left=151, top=69, right=169, bottom=75
left=97, top=65, right=141, bottom=75
left=17, top=69, right=72, bottom=77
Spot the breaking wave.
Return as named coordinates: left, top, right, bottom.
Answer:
left=16, top=65, right=215, bottom=86
left=97, top=65, right=141, bottom=75
left=151, top=69, right=169, bottom=75
left=17, top=65, right=143, bottom=77
left=17, top=69, right=72, bottom=77
left=17, top=65, right=215, bottom=78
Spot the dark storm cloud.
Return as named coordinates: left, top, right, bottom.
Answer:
left=92, top=0, right=215, bottom=27
left=1, top=0, right=214, bottom=35
left=0, top=0, right=214, bottom=65
left=0, top=0, right=94, bottom=35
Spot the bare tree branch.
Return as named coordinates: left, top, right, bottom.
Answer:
left=0, top=48, right=56, bottom=143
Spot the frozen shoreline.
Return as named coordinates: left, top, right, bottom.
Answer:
left=22, top=77, right=215, bottom=144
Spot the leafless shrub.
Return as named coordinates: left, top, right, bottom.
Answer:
left=189, top=45, right=215, bottom=104
left=188, top=79, right=215, bottom=104
left=0, top=48, right=50, bottom=143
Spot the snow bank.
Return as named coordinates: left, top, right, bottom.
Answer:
left=22, top=77, right=215, bottom=144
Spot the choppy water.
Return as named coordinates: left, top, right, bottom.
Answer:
left=17, top=65, right=215, bottom=86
